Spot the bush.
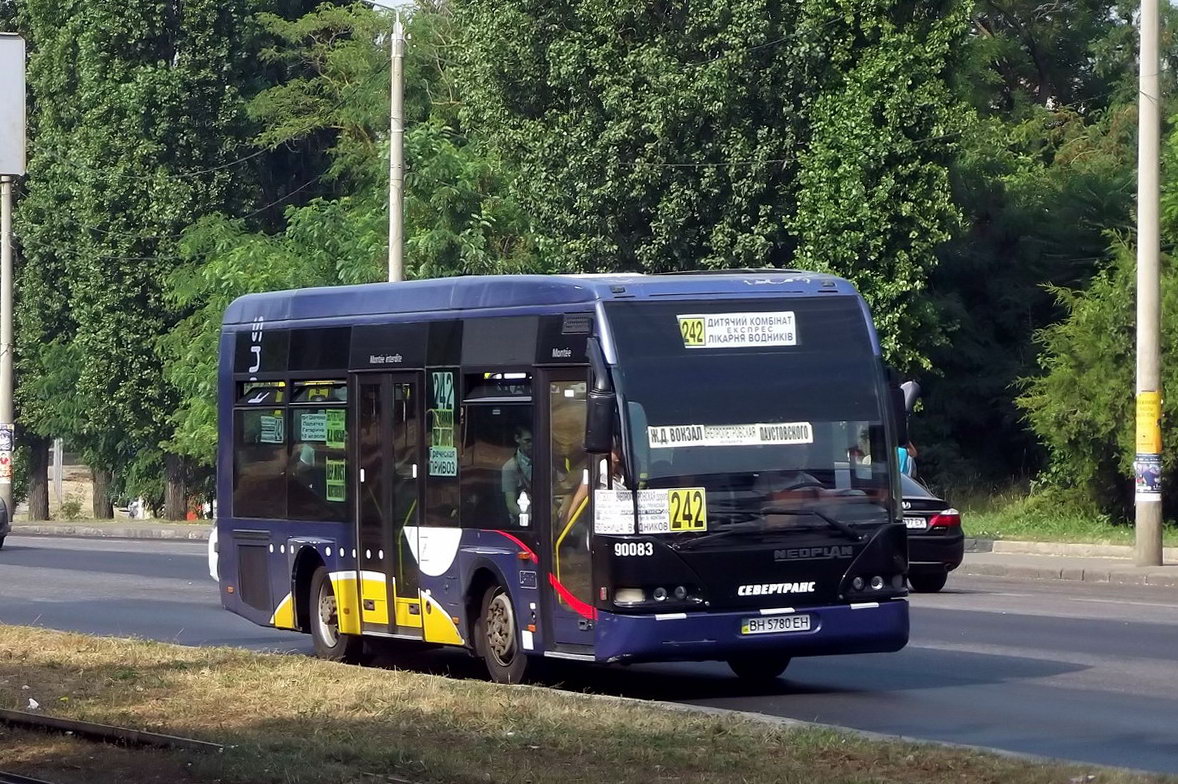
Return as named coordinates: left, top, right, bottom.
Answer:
left=1017, top=239, right=1178, bottom=520
left=58, top=494, right=83, bottom=521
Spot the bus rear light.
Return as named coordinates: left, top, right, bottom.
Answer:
left=930, top=509, right=961, bottom=528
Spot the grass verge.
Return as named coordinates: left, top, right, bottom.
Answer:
left=0, top=626, right=1172, bottom=784
left=933, top=486, right=1178, bottom=547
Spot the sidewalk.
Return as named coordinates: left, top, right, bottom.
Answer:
left=9, top=522, right=1178, bottom=588
left=11, top=520, right=211, bottom=541
left=958, top=538, right=1178, bottom=588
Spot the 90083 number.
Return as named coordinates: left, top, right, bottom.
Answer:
left=614, top=542, right=653, bottom=557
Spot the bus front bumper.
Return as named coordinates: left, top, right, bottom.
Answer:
left=594, top=599, right=909, bottom=664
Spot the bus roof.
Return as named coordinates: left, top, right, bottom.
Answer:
left=222, top=271, right=861, bottom=326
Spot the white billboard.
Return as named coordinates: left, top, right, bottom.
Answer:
left=0, top=34, right=25, bottom=176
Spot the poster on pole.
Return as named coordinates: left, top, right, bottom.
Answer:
left=0, top=35, right=26, bottom=176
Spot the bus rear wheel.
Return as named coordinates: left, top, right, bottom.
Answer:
left=727, top=654, right=791, bottom=682
left=478, top=584, right=528, bottom=684
left=309, top=566, right=365, bottom=664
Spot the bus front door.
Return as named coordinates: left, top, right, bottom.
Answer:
left=356, top=373, right=424, bottom=638
left=542, top=373, right=595, bottom=649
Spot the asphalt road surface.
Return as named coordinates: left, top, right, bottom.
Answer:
left=2, top=535, right=1177, bottom=774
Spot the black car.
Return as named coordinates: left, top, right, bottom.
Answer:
left=0, top=497, right=9, bottom=549
left=900, top=474, right=963, bottom=592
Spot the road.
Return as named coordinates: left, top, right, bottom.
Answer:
left=2, top=535, right=1177, bottom=773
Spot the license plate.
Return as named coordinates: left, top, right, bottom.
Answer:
left=904, top=516, right=928, bottom=530
left=741, top=614, right=811, bottom=635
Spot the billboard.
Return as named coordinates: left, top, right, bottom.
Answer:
left=0, top=34, right=25, bottom=176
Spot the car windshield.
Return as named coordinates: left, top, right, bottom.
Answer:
left=605, top=296, right=894, bottom=536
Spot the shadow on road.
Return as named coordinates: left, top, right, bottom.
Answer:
left=362, top=636, right=1089, bottom=703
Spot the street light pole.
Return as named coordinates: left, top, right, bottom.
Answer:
left=1135, top=0, right=1163, bottom=566
left=388, top=12, right=406, bottom=283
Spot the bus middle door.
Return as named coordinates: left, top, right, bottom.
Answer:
left=356, top=373, right=424, bottom=638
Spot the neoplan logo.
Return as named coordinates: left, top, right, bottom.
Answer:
left=774, top=545, right=853, bottom=562
left=737, top=582, right=816, bottom=596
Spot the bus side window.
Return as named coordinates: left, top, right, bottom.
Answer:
left=287, top=407, right=349, bottom=522
left=233, top=408, right=288, bottom=519
left=460, top=403, right=533, bottom=528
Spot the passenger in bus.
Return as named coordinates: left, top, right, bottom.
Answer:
left=501, top=426, right=533, bottom=524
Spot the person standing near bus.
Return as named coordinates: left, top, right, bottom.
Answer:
left=501, top=426, right=533, bottom=524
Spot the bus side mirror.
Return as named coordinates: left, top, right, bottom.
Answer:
left=585, top=337, right=615, bottom=454
left=900, top=380, right=921, bottom=413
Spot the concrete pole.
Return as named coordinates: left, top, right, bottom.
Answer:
left=0, top=176, right=13, bottom=521
left=1135, top=0, right=1163, bottom=566
left=389, top=13, right=406, bottom=283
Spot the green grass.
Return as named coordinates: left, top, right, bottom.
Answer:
left=938, top=485, right=1178, bottom=546
left=0, top=626, right=1169, bottom=784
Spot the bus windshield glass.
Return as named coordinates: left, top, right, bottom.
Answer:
left=605, top=296, right=893, bottom=535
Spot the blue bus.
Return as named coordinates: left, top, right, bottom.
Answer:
left=211, top=272, right=911, bottom=683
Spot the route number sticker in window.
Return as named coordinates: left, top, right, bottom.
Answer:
left=679, top=317, right=705, bottom=347
left=668, top=488, right=707, bottom=532
left=676, top=312, right=796, bottom=349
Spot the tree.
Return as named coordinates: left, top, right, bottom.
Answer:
left=162, top=2, right=539, bottom=468
left=17, top=0, right=314, bottom=517
left=452, top=0, right=966, bottom=370
left=911, top=1, right=1169, bottom=485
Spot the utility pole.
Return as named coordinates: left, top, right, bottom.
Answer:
left=0, top=33, right=25, bottom=524
left=0, top=174, right=12, bottom=522
left=388, top=12, right=406, bottom=283
left=1135, top=0, right=1163, bottom=566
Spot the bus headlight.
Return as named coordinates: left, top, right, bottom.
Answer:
left=870, top=576, right=885, bottom=591
left=852, top=576, right=865, bottom=591
left=614, top=588, right=645, bottom=605
left=652, top=586, right=668, bottom=601
left=673, top=585, right=687, bottom=600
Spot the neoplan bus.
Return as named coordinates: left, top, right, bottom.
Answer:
left=211, top=272, right=913, bottom=683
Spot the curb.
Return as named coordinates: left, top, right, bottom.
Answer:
left=956, top=560, right=1178, bottom=588
left=11, top=524, right=210, bottom=541
left=966, top=538, right=1178, bottom=561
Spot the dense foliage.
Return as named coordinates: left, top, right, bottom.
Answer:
left=2, top=0, right=1174, bottom=519
left=451, top=0, right=964, bottom=370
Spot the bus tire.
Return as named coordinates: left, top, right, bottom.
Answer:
left=726, top=654, right=791, bottom=682
left=478, top=583, right=528, bottom=684
left=309, top=566, right=365, bottom=664
left=908, top=570, right=948, bottom=593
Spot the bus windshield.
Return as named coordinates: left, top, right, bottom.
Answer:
left=605, top=296, right=893, bottom=535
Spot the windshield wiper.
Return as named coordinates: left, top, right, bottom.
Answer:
left=673, top=522, right=770, bottom=550
left=761, top=506, right=864, bottom=542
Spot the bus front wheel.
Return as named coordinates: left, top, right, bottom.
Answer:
left=727, top=654, right=791, bottom=682
left=309, top=566, right=365, bottom=664
left=478, top=584, right=528, bottom=684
